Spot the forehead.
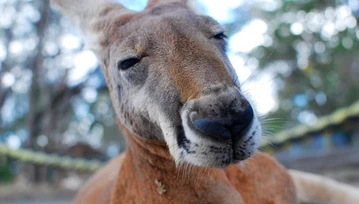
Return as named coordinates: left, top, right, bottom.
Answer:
left=109, top=5, right=223, bottom=46
left=145, top=6, right=222, bottom=32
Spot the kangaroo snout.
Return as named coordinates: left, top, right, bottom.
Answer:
left=190, top=105, right=253, bottom=142
left=185, top=85, right=254, bottom=142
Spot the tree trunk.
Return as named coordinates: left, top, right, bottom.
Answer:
left=27, top=0, right=50, bottom=183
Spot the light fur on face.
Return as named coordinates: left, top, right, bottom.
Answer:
left=52, top=0, right=262, bottom=168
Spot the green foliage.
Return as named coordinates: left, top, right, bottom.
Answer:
left=248, top=0, right=359, bottom=131
left=0, top=163, right=14, bottom=183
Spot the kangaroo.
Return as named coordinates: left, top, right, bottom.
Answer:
left=52, top=0, right=359, bottom=203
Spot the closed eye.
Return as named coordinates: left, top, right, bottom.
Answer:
left=117, top=57, right=140, bottom=70
left=213, top=32, right=227, bottom=40
left=212, top=32, right=228, bottom=51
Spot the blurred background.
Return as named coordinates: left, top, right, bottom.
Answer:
left=0, top=0, right=358, bottom=203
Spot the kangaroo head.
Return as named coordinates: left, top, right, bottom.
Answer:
left=53, top=0, right=262, bottom=168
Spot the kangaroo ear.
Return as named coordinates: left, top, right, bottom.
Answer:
left=146, top=0, right=188, bottom=9
left=51, top=0, right=132, bottom=52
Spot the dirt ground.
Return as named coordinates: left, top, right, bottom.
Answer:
left=1, top=193, right=74, bottom=204
left=0, top=183, right=76, bottom=204
left=1, top=167, right=358, bottom=204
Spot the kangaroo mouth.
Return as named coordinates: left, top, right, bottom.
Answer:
left=175, top=104, right=261, bottom=168
left=176, top=125, right=191, bottom=151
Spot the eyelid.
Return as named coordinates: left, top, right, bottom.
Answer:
left=213, top=32, right=227, bottom=40
left=117, top=57, right=140, bottom=70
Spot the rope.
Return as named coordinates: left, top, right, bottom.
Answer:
left=1, top=100, right=358, bottom=170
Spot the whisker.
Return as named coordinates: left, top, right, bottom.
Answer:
left=258, top=137, right=277, bottom=149
left=242, top=74, right=280, bottom=94
left=237, top=160, right=248, bottom=175
left=260, top=118, right=285, bottom=123
left=239, top=48, right=276, bottom=88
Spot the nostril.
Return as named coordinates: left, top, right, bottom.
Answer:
left=189, top=104, right=254, bottom=142
left=192, top=119, right=232, bottom=141
left=230, top=104, right=254, bottom=136
left=232, top=104, right=253, bottom=124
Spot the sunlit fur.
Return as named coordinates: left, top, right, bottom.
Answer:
left=81, top=2, right=263, bottom=167
left=53, top=0, right=299, bottom=203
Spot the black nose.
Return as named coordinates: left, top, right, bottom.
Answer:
left=192, top=105, right=254, bottom=141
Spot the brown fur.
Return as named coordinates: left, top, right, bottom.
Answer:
left=74, top=122, right=297, bottom=204
left=52, top=0, right=298, bottom=203
left=52, top=0, right=359, bottom=203
left=290, top=170, right=359, bottom=204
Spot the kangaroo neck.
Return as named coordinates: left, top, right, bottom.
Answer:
left=110, top=122, right=243, bottom=204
